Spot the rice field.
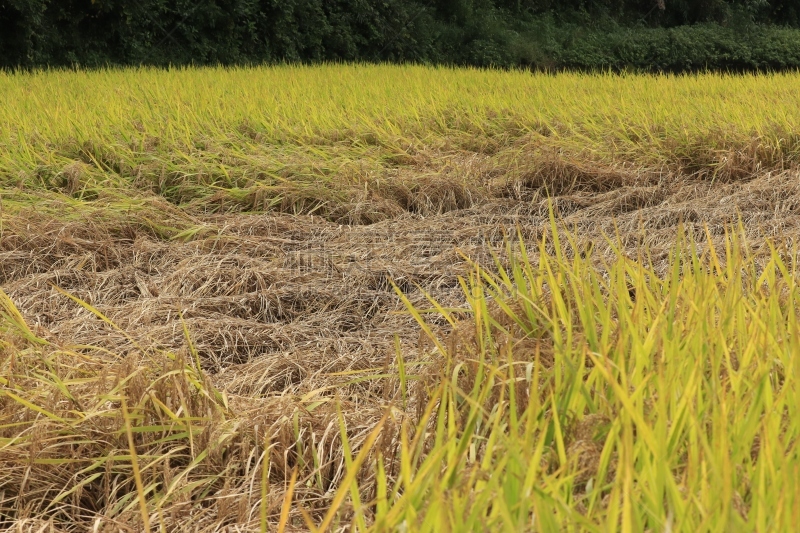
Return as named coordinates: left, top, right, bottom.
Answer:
left=2, top=65, right=800, bottom=531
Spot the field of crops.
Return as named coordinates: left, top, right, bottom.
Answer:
left=2, top=65, right=800, bottom=531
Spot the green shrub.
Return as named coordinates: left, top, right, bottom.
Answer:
left=2, top=0, right=800, bottom=71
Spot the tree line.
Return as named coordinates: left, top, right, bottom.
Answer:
left=2, top=0, right=800, bottom=70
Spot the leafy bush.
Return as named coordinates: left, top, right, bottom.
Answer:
left=2, top=0, right=800, bottom=70
left=550, top=24, right=800, bottom=72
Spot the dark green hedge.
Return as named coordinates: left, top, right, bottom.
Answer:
left=513, top=22, right=800, bottom=72
left=2, top=0, right=800, bottom=71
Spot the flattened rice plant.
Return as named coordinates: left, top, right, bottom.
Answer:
left=2, top=219, right=800, bottom=531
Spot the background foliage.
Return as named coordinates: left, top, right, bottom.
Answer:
left=2, top=0, right=800, bottom=70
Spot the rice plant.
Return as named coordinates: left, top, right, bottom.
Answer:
left=2, top=65, right=800, bottom=531
left=3, top=216, right=800, bottom=530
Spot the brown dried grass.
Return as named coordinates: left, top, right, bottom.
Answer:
left=3, top=159, right=800, bottom=529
